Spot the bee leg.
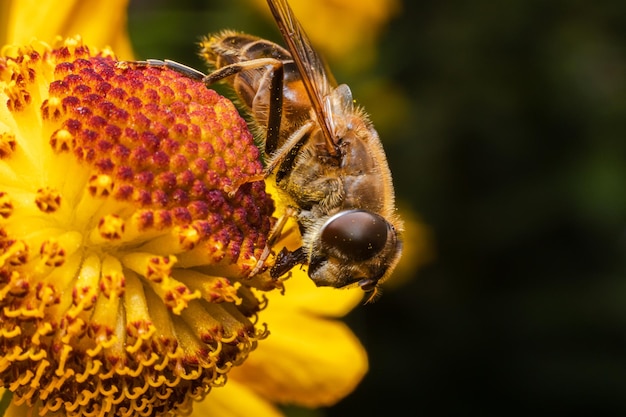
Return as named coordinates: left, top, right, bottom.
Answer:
left=155, top=57, right=287, bottom=196
left=270, top=247, right=307, bottom=279
left=248, top=206, right=298, bottom=277
left=203, top=58, right=288, bottom=195
left=265, top=120, right=315, bottom=180
left=200, top=59, right=284, bottom=156
left=224, top=103, right=308, bottom=196
left=116, top=59, right=209, bottom=81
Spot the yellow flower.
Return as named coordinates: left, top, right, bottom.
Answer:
left=0, top=36, right=282, bottom=417
left=0, top=1, right=370, bottom=416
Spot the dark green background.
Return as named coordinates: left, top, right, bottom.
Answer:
left=129, top=0, right=626, bottom=415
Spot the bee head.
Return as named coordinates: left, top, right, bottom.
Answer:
left=307, top=210, right=402, bottom=298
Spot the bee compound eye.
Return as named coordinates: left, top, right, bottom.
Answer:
left=320, top=210, right=389, bottom=261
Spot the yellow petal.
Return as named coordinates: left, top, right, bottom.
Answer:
left=192, top=380, right=284, bottom=417
left=2, top=0, right=134, bottom=59
left=268, top=269, right=364, bottom=317
left=246, top=0, right=400, bottom=69
left=229, top=305, right=368, bottom=407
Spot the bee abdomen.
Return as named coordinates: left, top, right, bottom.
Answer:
left=198, top=30, right=305, bottom=145
left=200, top=30, right=292, bottom=69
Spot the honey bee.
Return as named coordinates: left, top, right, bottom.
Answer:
left=128, top=0, right=403, bottom=301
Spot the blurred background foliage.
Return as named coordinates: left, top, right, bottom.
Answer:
left=128, top=0, right=626, bottom=415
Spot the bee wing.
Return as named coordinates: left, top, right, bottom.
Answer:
left=266, top=0, right=339, bottom=155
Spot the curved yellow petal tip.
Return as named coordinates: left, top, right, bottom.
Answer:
left=267, top=268, right=365, bottom=317
left=229, top=309, right=368, bottom=407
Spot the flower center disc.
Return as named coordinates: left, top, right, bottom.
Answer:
left=0, top=38, right=279, bottom=417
